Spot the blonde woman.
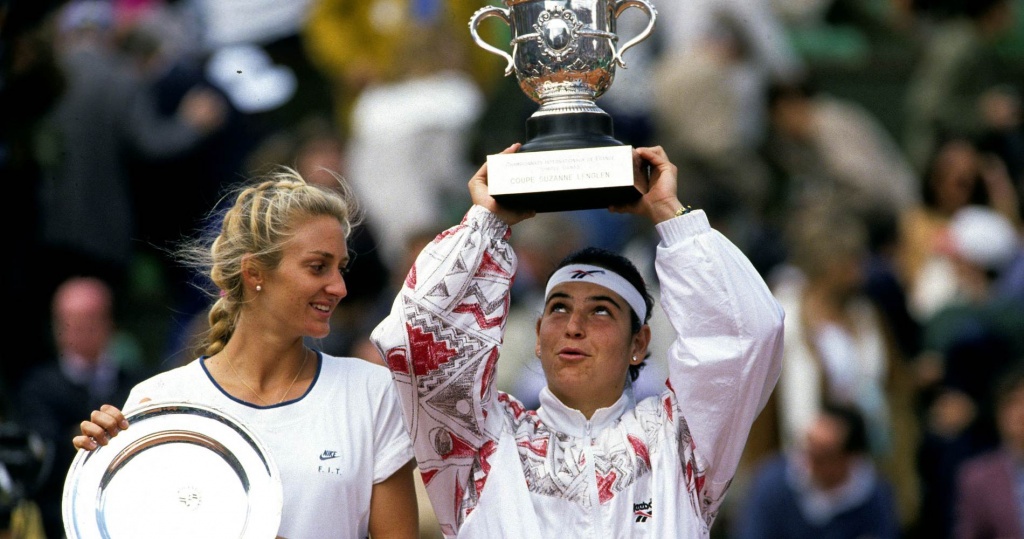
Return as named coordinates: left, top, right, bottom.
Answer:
left=73, top=169, right=418, bottom=538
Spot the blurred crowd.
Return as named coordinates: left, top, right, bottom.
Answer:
left=1, top=0, right=1022, bottom=538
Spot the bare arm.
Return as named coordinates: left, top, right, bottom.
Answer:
left=368, top=460, right=419, bottom=538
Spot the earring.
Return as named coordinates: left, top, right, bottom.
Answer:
left=256, top=285, right=262, bottom=292
left=632, top=355, right=638, bottom=363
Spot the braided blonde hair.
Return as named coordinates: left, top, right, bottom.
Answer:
left=179, top=167, right=359, bottom=357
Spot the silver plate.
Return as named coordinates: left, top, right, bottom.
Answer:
left=62, top=401, right=282, bottom=539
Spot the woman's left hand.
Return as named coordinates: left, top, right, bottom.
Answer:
left=610, top=145, right=686, bottom=224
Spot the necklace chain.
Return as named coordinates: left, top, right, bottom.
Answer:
left=228, top=349, right=310, bottom=405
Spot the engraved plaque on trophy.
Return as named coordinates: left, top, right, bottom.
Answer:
left=470, top=0, right=657, bottom=212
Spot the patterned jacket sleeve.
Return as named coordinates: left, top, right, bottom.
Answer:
left=371, top=205, right=515, bottom=535
left=655, top=211, right=785, bottom=525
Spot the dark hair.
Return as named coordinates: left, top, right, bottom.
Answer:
left=821, top=403, right=870, bottom=455
left=920, top=135, right=990, bottom=209
left=550, top=247, right=654, bottom=382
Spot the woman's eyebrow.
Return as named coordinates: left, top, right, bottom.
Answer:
left=588, top=294, right=625, bottom=311
left=544, top=292, right=624, bottom=311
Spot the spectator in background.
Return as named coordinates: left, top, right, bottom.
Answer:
left=912, top=205, right=1023, bottom=539
left=655, top=0, right=805, bottom=89
left=652, top=0, right=804, bottom=260
left=902, top=0, right=1018, bottom=172
left=115, top=3, right=263, bottom=368
left=0, top=0, right=68, bottom=379
left=36, top=0, right=226, bottom=356
left=303, top=0, right=502, bottom=270
left=768, top=203, right=921, bottom=529
left=733, top=404, right=902, bottom=539
left=976, top=84, right=1024, bottom=217
left=301, top=0, right=503, bottom=140
left=765, top=78, right=921, bottom=239
left=115, top=1, right=257, bottom=230
left=761, top=75, right=926, bottom=295
left=897, top=137, right=1021, bottom=323
left=954, top=366, right=1024, bottom=539
left=17, top=277, right=149, bottom=539
left=652, top=11, right=777, bottom=250
left=929, top=205, right=1022, bottom=316
left=915, top=204, right=1024, bottom=419
left=181, top=0, right=334, bottom=132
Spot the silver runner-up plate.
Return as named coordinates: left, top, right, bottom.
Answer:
left=62, top=401, right=282, bottom=539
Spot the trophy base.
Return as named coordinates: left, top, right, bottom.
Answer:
left=487, top=145, right=640, bottom=213
left=486, top=112, right=641, bottom=212
left=520, top=112, right=623, bottom=152
left=493, top=184, right=643, bottom=213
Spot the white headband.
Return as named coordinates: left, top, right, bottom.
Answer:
left=544, top=264, right=648, bottom=323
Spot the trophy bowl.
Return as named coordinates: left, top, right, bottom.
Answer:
left=471, top=0, right=657, bottom=152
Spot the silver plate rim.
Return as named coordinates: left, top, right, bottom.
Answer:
left=61, top=400, right=283, bottom=539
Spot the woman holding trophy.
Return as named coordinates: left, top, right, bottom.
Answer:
left=71, top=169, right=418, bottom=538
left=371, top=144, right=785, bottom=537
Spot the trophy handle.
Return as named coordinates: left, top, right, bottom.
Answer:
left=611, top=0, right=657, bottom=68
left=469, top=6, right=515, bottom=76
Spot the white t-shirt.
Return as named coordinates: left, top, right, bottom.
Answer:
left=124, top=352, right=414, bottom=539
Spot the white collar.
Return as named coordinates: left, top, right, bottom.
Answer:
left=536, top=382, right=636, bottom=438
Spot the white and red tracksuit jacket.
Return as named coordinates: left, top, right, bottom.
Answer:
left=372, top=205, right=785, bottom=538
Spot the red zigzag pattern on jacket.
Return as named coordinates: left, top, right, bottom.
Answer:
left=406, top=323, right=457, bottom=376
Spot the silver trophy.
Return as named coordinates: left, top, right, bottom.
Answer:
left=470, top=0, right=657, bottom=211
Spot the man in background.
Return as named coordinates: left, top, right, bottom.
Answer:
left=734, top=404, right=902, bottom=539
left=17, top=277, right=148, bottom=538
